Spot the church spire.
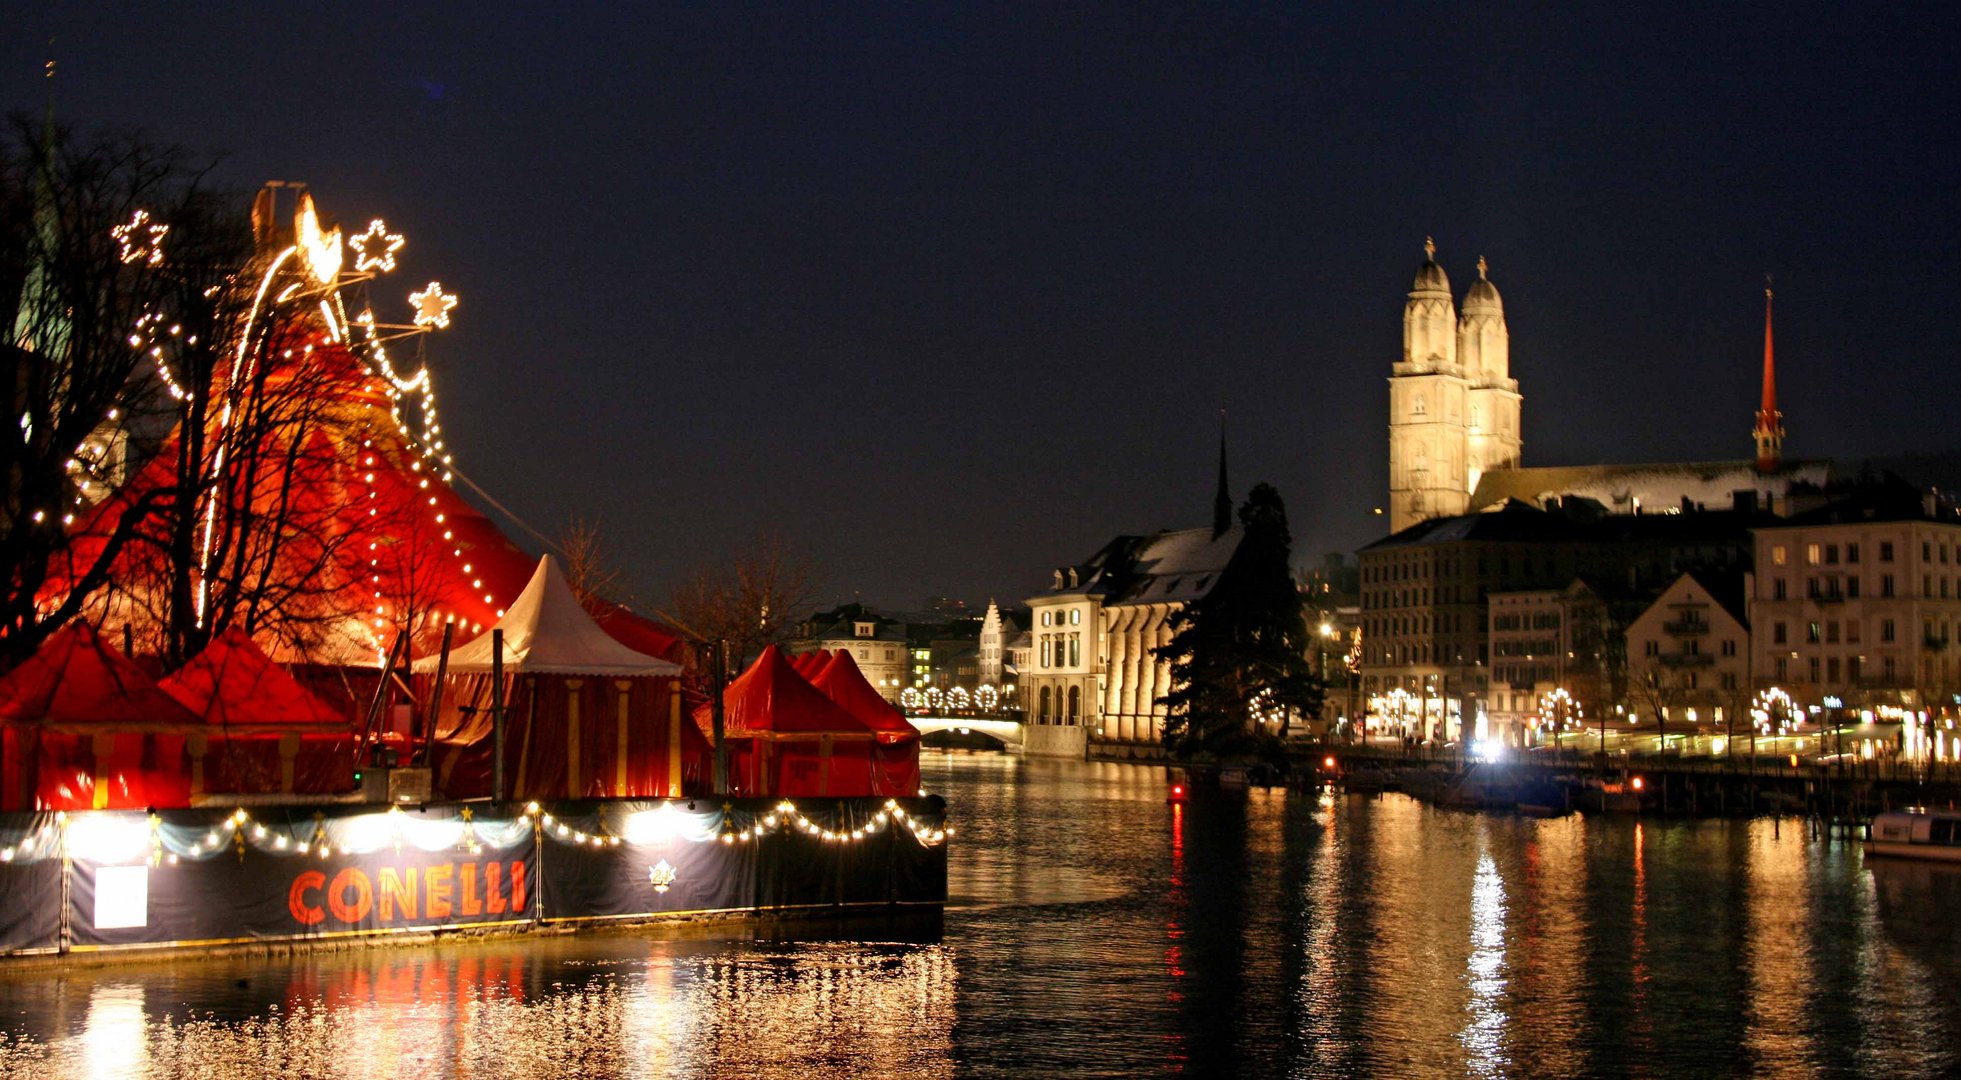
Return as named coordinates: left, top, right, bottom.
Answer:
left=1753, top=278, right=1784, bottom=473
left=1213, top=410, right=1233, bottom=538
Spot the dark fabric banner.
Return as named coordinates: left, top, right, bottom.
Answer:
left=0, top=813, right=62, bottom=953
left=2, top=797, right=943, bottom=955
left=538, top=829, right=758, bottom=920
left=66, top=806, right=537, bottom=949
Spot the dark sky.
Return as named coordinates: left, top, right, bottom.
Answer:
left=6, top=6, right=1958, bottom=612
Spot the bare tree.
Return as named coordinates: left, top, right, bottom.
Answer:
left=559, top=513, right=637, bottom=616
left=2, top=116, right=249, bottom=669
left=658, top=535, right=815, bottom=665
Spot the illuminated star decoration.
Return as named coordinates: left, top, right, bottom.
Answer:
left=111, top=209, right=169, bottom=266
left=649, top=859, right=677, bottom=894
left=350, top=218, right=406, bottom=273
left=410, top=281, right=459, bottom=329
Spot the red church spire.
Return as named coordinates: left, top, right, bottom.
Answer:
left=1753, top=278, right=1784, bottom=473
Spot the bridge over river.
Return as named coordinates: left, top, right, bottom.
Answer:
left=907, top=714, right=1024, bottom=747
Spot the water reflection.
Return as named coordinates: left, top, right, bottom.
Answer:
left=1459, top=848, right=1507, bottom=1076
left=2, top=757, right=1961, bottom=1077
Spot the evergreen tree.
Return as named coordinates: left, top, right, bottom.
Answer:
left=1154, top=483, right=1323, bottom=757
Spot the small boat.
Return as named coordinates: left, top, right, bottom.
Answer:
left=1865, top=810, right=1961, bottom=862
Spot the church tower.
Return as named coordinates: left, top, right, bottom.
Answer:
left=1460, top=256, right=1521, bottom=495
left=1388, top=239, right=1470, bottom=532
left=1388, top=242, right=1525, bottom=533
left=1753, top=282, right=1784, bottom=473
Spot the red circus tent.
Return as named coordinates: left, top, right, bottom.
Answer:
left=789, top=650, right=831, bottom=677
left=695, top=645, right=878, bottom=797
left=809, top=650, right=921, bottom=796
left=0, top=623, right=197, bottom=810
left=419, top=557, right=709, bottom=800
left=158, top=627, right=358, bottom=799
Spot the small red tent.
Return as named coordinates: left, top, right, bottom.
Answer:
left=789, top=650, right=830, bottom=677
left=809, top=651, right=921, bottom=796
left=695, top=645, right=879, bottom=797
left=159, top=627, right=358, bottom=799
left=0, top=623, right=197, bottom=810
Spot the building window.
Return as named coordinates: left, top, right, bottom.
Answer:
left=1826, top=621, right=1839, bottom=644
left=1848, top=577, right=1861, bottom=598
left=1645, top=641, right=1660, bottom=657
left=1067, top=686, right=1080, bottom=722
left=1722, top=672, right=1738, bottom=690
left=1825, top=544, right=1840, bottom=565
left=1806, top=544, right=1822, bottom=566
left=1848, top=543, right=1861, bottom=564
left=1880, top=541, right=1895, bottom=562
left=1882, top=574, right=1895, bottom=597
left=1846, top=621, right=1861, bottom=644
left=1882, top=618, right=1896, bottom=643
left=1070, top=609, right=1081, bottom=626
left=1068, top=635, right=1080, bottom=667
left=1773, top=622, right=1787, bottom=645
left=1039, top=686, right=1052, bottom=722
left=1772, top=545, right=1788, bottom=566
left=1721, top=639, right=1737, bottom=657
left=1774, top=579, right=1787, bottom=600
left=1807, top=622, right=1821, bottom=644
left=859, top=648, right=869, bottom=660
left=1040, top=640, right=1051, bottom=667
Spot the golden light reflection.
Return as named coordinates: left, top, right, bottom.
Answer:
left=1741, top=818, right=1815, bottom=1072
left=1458, top=849, right=1509, bottom=1077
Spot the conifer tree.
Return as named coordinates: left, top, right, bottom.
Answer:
left=1155, top=483, right=1322, bottom=756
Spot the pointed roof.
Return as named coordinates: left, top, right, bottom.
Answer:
left=704, top=645, right=876, bottom=739
left=413, top=556, right=682, bottom=676
left=0, top=623, right=200, bottom=729
left=790, top=649, right=831, bottom=677
left=1213, top=412, right=1233, bottom=539
left=159, top=627, right=350, bottom=727
left=809, top=650, right=920, bottom=742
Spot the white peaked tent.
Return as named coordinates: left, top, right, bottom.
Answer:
left=415, top=556, right=681, bottom=676
left=416, top=556, right=702, bottom=800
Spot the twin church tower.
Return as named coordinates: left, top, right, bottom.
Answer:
left=1387, top=239, right=1522, bottom=532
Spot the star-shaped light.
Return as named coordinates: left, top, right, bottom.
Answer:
left=111, top=209, right=169, bottom=266
left=350, top=219, right=406, bottom=273
left=410, top=281, right=458, bottom=328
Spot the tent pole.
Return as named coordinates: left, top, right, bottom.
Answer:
left=491, top=629, right=507, bottom=802
left=358, top=634, right=407, bottom=771
left=711, top=639, right=729, bottom=796
left=426, top=622, right=454, bottom=769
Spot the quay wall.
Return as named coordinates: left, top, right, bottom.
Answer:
left=0, top=796, right=947, bottom=960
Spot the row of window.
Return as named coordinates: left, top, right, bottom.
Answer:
left=1773, top=538, right=1961, bottom=568
left=1040, top=634, right=1082, bottom=668
left=1771, top=618, right=1894, bottom=646
left=1491, top=612, right=1562, bottom=631
left=1035, top=685, right=1082, bottom=723
left=1039, top=608, right=1083, bottom=627
left=1642, top=639, right=1739, bottom=657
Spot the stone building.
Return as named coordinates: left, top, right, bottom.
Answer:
left=1748, top=481, right=1961, bottom=709
left=1484, top=581, right=1608, bottom=745
left=790, top=605, right=909, bottom=702
left=1358, top=501, right=1759, bottom=741
left=1624, top=570, right=1751, bottom=733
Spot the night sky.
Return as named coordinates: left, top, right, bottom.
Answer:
left=6, top=7, right=1957, bottom=612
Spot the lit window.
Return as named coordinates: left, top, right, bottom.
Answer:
left=1772, top=545, right=1788, bottom=566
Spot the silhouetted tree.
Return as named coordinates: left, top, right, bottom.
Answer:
left=1155, top=483, right=1322, bottom=757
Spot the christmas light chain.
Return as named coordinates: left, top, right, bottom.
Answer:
left=0, top=798, right=948, bottom=867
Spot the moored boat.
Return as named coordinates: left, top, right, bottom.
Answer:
left=1865, top=810, right=1961, bottom=862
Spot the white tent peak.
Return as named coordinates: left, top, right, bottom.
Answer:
left=414, top=556, right=682, bottom=676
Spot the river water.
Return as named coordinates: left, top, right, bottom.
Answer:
left=2, top=754, right=1960, bottom=1078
